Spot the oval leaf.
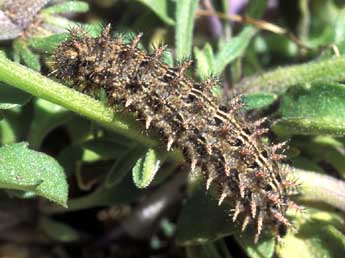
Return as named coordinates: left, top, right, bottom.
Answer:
left=28, top=33, right=70, bottom=53
left=176, top=178, right=236, bottom=245
left=105, top=145, right=147, bottom=188
left=0, top=142, right=68, bottom=207
left=194, top=43, right=215, bottom=79
left=13, top=40, right=41, bottom=71
left=132, top=148, right=161, bottom=188
left=243, top=92, right=277, bottom=110
left=276, top=209, right=345, bottom=258
left=212, top=27, right=256, bottom=75
left=273, top=82, right=345, bottom=136
left=175, top=0, right=198, bottom=61
left=0, top=82, right=32, bottom=110
left=42, top=1, right=89, bottom=14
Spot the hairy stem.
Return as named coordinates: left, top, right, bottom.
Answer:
left=0, top=55, right=156, bottom=146
left=238, top=56, right=345, bottom=93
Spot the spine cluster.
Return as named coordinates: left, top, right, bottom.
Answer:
left=52, top=25, right=299, bottom=242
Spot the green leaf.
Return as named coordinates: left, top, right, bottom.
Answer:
left=64, top=116, right=92, bottom=143
left=42, top=1, right=89, bottom=14
left=235, top=233, right=275, bottom=258
left=273, top=82, right=345, bottom=136
left=5, top=189, right=37, bottom=199
left=132, top=148, right=162, bottom=188
left=82, top=138, right=127, bottom=162
left=42, top=15, right=80, bottom=30
left=28, top=33, right=70, bottom=53
left=295, top=136, right=345, bottom=178
left=0, top=107, right=33, bottom=145
left=240, top=57, right=345, bottom=94
left=194, top=44, right=215, bottom=79
left=105, top=145, right=147, bottom=188
left=176, top=177, right=236, bottom=245
left=212, top=27, right=256, bottom=75
left=335, top=8, right=345, bottom=44
left=276, top=209, right=345, bottom=258
left=162, top=49, right=174, bottom=67
left=175, top=0, right=198, bottom=61
left=57, top=144, right=83, bottom=177
left=243, top=92, right=277, bottom=110
left=246, top=0, right=268, bottom=18
left=39, top=216, right=80, bottom=242
left=59, top=175, right=141, bottom=213
left=28, top=99, right=73, bottom=149
left=137, top=0, right=174, bottom=25
left=0, top=82, right=32, bottom=110
left=13, top=40, right=41, bottom=71
left=0, top=142, right=68, bottom=207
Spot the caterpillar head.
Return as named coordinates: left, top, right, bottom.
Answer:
left=52, top=26, right=119, bottom=94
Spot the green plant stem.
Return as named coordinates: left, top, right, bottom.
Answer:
left=0, top=55, right=155, bottom=146
left=238, top=57, right=345, bottom=93
left=291, top=167, right=345, bottom=212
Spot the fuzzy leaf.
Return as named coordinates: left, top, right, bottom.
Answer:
left=175, top=0, right=198, bottom=61
left=28, top=33, right=70, bottom=53
left=42, top=1, right=89, bottom=14
left=276, top=209, right=345, bottom=258
left=243, top=92, right=277, bottom=110
left=194, top=44, right=215, bottom=79
left=273, top=82, right=345, bottom=136
left=212, top=27, right=256, bottom=75
left=132, top=148, right=161, bottom=188
left=0, top=142, right=68, bottom=207
left=13, top=40, right=41, bottom=71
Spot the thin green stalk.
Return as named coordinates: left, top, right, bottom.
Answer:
left=238, top=56, right=345, bottom=93
left=0, top=55, right=155, bottom=146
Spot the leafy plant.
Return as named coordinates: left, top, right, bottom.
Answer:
left=0, top=0, right=344, bottom=257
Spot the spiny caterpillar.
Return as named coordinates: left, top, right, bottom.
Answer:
left=51, top=25, right=299, bottom=242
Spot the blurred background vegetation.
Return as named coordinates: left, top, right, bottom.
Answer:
left=0, top=0, right=344, bottom=257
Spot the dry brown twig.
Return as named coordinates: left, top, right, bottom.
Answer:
left=196, top=9, right=312, bottom=50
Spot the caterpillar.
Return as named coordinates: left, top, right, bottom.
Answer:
left=51, top=24, right=299, bottom=243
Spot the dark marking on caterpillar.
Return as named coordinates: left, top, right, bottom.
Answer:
left=51, top=24, right=299, bottom=243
